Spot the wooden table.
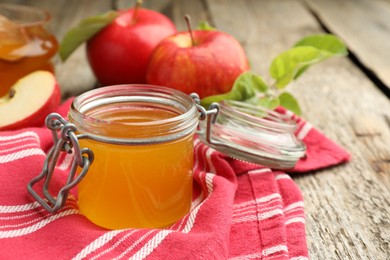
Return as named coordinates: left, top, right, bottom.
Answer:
left=4, top=0, right=390, bottom=259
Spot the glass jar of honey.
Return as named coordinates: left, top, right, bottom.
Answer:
left=69, top=85, right=198, bottom=229
left=27, top=85, right=306, bottom=230
left=0, top=4, right=58, bottom=97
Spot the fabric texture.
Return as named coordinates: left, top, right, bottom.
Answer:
left=0, top=99, right=350, bottom=259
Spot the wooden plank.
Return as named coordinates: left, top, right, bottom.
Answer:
left=200, top=0, right=390, bottom=258
left=164, top=0, right=209, bottom=31
left=304, top=0, right=390, bottom=92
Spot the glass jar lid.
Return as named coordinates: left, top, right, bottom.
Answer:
left=198, top=99, right=306, bottom=169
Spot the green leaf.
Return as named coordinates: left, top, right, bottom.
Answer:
left=293, top=34, right=348, bottom=79
left=294, top=34, right=348, bottom=57
left=269, top=34, right=348, bottom=89
left=270, top=46, right=324, bottom=89
left=200, top=71, right=269, bottom=108
left=246, top=95, right=280, bottom=111
left=59, top=11, right=118, bottom=61
left=278, top=92, right=301, bottom=115
left=197, top=21, right=216, bottom=31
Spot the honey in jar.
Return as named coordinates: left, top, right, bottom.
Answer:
left=67, top=85, right=199, bottom=229
left=0, top=4, right=58, bottom=96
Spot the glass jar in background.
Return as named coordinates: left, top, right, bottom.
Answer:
left=0, top=4, right=58, bottom=96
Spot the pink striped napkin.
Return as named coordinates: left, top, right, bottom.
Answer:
left=0, top=100, right=350, bottom=259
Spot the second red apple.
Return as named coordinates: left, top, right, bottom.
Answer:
left=87, top=8, right=177, bottom=85
left=146, top=29, right=250, bottom=98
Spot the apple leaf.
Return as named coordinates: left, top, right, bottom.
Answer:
left=278, top=92, right=301, bottom=115
left=292, top=34, right=348, bottom=79
left=294, top=34, right=348, bottom=56
left=200, top=71, right=269, bottom=108
left=59, top=11, right=118, bottom=61
left=197, top=21, right=216, bottom=31
left=270, top=34, right=348, bottom=89
left=269, top=46, right=325, bottom=89
left=246, top=95, right=280, bottom=111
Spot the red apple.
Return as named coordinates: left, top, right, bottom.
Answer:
left=86, top=7, right=177, bottom=85
left=0, top=71, right=61, bottom=131
left=146, top=29, right=250, bottom=98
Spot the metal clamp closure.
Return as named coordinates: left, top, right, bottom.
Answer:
left=190, top=93, right=222, bottom=147
left=27, top=113, right=94, bottom=213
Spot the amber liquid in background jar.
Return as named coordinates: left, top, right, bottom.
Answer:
left=68, top=85, right=198, bottom=230
left=0, top=4, right=58, bottom=96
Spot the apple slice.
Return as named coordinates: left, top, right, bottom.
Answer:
left=0, top=70, right=61, bottom=131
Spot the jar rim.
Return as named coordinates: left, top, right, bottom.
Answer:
left=69, top=84, right=199, bottom=143
left=0, top=3, right=51, bottom=27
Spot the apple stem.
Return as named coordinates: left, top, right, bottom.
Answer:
left=185, top=14, right=195, bottom=46
left=132, top=0, right=143, bottom=24
left=111, top=0, right=118, bottom=10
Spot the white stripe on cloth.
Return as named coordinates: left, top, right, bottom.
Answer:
left=0, top=143, right=38, bottom=155
left=128, top=230, right=172, bottom=260
left=87, top=230, right=139, bottom=260
left=0, top=202, right=42, bottom=213
left=0, top=209, right=78, bottom=238
left=112, top=230, right=157, bottom=260
left=206, top=148, right=217, bottom=174
left=296, top=122, right=312, bottom=140
left=285, top=217, right=305, bottom=225
left=0, top=198, right=77, bottom=214
left=72, top=230, right=126, bottom=260
left=248, top=168, right=272, bottom=175
left=275, top=174, right=291, bottom=180
left=0, top=208, right=46, bottom=220
left=233, top=204, right=281, bottom=219
left=283, top=109, right=295, bottom=118
left=233, top=193, right=283, bottom=223
left=0, top=205, right=75, bottom=229
left=232, top=208, right=284, bottom=224
left=262, top=244, right=288, bottom=256
left=290, top=257, right=309, bottom=260
left=228, top=244, right=290, bottom=260
left=0, top=131, right=40, bottom=144
left=0, top=148, right=45, bottom=164
left=284, top=201, right=305, bottom=213
left=233, top=193, right=281, bottom=210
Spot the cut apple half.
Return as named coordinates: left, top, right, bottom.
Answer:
left=0, top=70, right=61, bottom=131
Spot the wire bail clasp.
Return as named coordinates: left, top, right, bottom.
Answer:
left=190, top=93, right=221, bottom=144
left=27, top=113, right=94, bottom=213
